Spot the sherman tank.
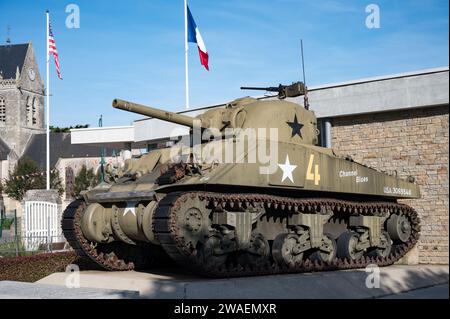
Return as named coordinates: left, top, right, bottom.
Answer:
left=62, top=82, right=420, bottom=277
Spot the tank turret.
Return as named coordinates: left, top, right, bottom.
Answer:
left=114, top=95, right=319, bottom=145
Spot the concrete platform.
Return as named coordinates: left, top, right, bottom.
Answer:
left=33, top=265, right=449, bottom=299
left=0, top=281, right=139, bottom=299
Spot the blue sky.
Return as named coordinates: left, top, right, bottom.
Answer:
left=1, top=0, right=448, bottom=127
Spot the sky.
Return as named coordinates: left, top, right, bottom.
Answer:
left=1, top=0, right=448, bottom=127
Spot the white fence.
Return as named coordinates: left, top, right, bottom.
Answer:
left=22, top=201, right=62, bottom=251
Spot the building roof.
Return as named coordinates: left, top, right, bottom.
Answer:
left=0, top=43, right=29, bottom=80
left=22, top=133, right=118, bottom=168
left=0, top=137, right=11, bottom=160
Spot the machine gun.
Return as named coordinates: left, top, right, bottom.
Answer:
left=240, top=81, right=306, bottom=98
left=240, top=81, right=309, bottom=109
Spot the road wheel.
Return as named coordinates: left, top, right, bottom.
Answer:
left=367, top=231, right=392, bottom=258
left=387, top=214, right=411, bottom=243
left=337, top=231, right=364, bottom=260
left=310, top=233, right=337, bottom=263
left=272, top=233, right=305, bottom=266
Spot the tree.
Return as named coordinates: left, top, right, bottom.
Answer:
left=50, top=124, right=89, bottom=133
left=51, top=169, right=64, bottom=196
left=35, top=169, right=64, bottom=197
left=4, top=157, right=42, bottom=201
left=72, top=165, right=98, bottom=197
left=3, top=157, right=64, bottom=201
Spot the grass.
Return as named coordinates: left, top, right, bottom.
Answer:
left=0, top=236, right=52, bottom=257
left=0, top=240, right=34, bottom=257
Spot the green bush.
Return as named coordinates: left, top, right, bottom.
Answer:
left=1, top=218, right=13, bottom=230
left=0, top=251, right=101, bottom=282
left=73, top=165, right=98, bottom=197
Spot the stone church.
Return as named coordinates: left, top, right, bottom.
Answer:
left=0, top=42, right=45, bottom=180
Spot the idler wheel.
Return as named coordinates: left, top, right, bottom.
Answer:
left=309, top=233, right=337, bottom=263
left=387, top=214, right=411, bottom=243
left=237, top=232, right=270, bottom=267
left=367, top=231, right=392, bottom=258
left=337, top=231, right=364, bottom=260
left=272, top=233, right=305, bottom=266
left=196, top=232, right=228, bottom=269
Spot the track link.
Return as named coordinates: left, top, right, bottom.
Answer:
left=62, top=199, right=136, bottom=271
left=154, top=191, right=420, bottom=278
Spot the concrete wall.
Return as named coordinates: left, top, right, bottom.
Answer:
left=70, top=126, right=134, bottom=145
left=331, top=105, right=449, bottom=264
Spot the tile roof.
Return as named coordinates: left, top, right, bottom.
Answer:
left=0, top=43, right=29, bottom=79
left=22, top=133, right=118, bottom=168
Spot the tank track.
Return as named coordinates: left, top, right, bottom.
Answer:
left=62, top=199, right=139, bottom=271
left=154, top=191, right=420, bottom=277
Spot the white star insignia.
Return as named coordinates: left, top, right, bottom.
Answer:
left=278, top=155, right=297, bottom=183
left=124, top=202, right=136, bottom=217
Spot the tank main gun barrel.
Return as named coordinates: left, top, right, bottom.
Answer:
left=112, top=98, right=200, bottom=128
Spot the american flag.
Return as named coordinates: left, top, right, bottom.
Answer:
left=48, top=19, right=62, bottom=79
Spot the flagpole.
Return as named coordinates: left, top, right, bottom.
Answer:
left=184, top=0, right=189, bottom=110
left=46, top=10, right=50, bottom=190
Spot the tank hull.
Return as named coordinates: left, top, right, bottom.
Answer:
left=62, top=143, right=420, bottom=276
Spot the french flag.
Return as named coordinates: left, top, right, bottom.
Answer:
left=187, top=5, right=209, bottom=71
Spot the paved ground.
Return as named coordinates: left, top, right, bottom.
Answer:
left=381, top=283, right=448, bottom=299
left=1, top=265, right=447, bottom=299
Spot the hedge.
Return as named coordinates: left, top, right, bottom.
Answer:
left=0, top=251, right=95, bottom=282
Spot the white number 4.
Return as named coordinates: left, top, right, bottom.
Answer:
left=306, top=154, right=320, bottom=185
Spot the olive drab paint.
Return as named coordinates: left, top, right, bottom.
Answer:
left=63, top=86, right=421, bottom=276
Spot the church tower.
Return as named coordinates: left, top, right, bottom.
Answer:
left=0, top=42, right=45, bottom=156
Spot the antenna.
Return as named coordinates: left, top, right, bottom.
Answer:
left=300, top=39, right=309, bottom=110
left=6, top=25, right=11, bottom=45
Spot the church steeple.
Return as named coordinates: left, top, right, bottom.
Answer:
left=0, top=41, right=45, bottom=156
